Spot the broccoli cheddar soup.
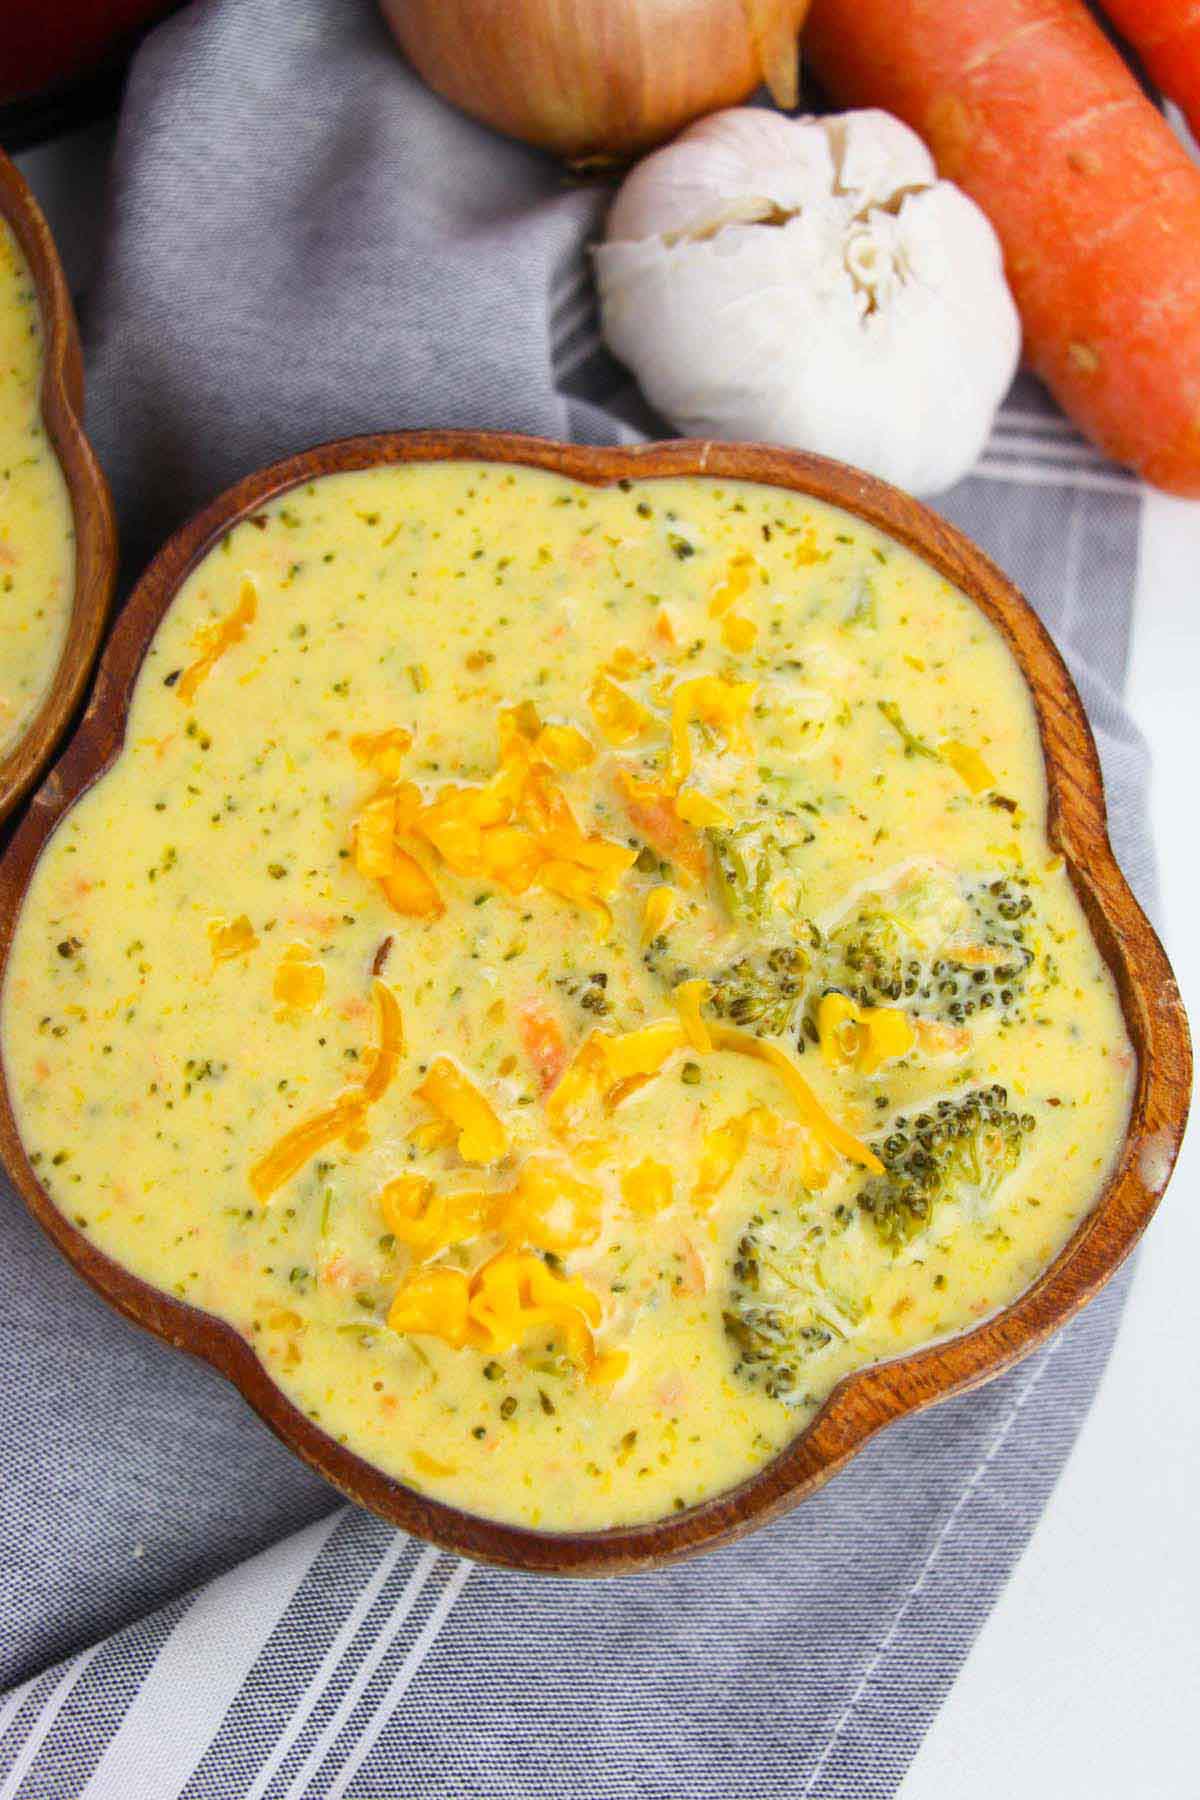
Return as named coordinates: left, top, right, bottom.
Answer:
left=2, top=463, right=1134, bottom=1531
left=0, top=217, right=72, bottom=758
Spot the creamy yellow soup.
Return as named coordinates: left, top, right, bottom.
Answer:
left=2, top=464, right=1134, bottom=1531
left=0, top=217, right=72, bottom=758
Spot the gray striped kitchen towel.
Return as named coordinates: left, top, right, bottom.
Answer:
left=0, top=2, right=1155, bottom=1795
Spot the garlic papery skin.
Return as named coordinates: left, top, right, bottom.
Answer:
left=594, top=109, right=1021, bottom=496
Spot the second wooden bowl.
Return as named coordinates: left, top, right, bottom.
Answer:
left=0, top=148, right=115, bottom=824
left=0, top=431, right=1188, bottom=1572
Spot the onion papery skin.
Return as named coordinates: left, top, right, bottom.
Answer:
left=379, top=0, right=810, bottom=159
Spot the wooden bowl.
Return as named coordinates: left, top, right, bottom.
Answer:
left=0, top=149, right=115, bottom=823
left=0, top=431, right=1188, bottom=1573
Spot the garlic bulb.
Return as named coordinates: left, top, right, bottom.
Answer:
left=594, top=109, right=1021, bottom=496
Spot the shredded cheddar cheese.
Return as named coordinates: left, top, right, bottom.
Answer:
left=667, top=673, right=756, bottom=789
left=387, top=1265, right=473, bottom=1348
left=353, top=792, right=398, bottom=880
left=349, top=726, right=414, bottom=780
left=941, top=740, right=996, bottom=794
left=273, top=943, right=325, bottom=1013
left=675, top=787, right=732, bottom=828
left=388, top=1250, right=602, bottom=1369
left=640, top=884, right=677, bottom=947
left=208, top=914, right=258, bottom=965
left=250, top=980, right=403, bottom=1200
left=378, top=1173, right=490, bottom=1257
left=413, top=1057, right=508, bottom=1165
left=469, top=1251, right=600, bottom=1364
left=495, top=1156, right=602, bottom=1252
left=588, top=1350, right=630, bottom=1386
left=817, top=992, right=916, bottom=1076
left=707, top=1024, right=883, bottom=1173
left=348, top=704, right=633, bottom=929
left=379, top=849, right=443, bottom=919
left=707, top=551, right=757, bottom=617
left=589, top=673, right=652, bottom=745
left=696, top=1108, right=770, bottom=1202
left=673, top=979, right=714, bottom=1054
left=721, top=613, right=758, bottom=651
left=547, top=1009, right=877, bottom=1177
left=177, top=580, right=257, bottom=705
left=621, top=1158, right=674, bottom=1215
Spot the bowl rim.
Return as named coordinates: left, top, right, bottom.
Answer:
left=0, top=147, right=116, bottom=824
left=0, top=428, right=1189, bottom=1574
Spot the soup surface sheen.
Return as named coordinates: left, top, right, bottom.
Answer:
left=0, top=217, right=72, bottom=758
left=3, top=463, right=1133, bottom=1531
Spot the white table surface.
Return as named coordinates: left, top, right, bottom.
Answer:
left=898, top=491, right=1200, bottom=1800
left=16, top=126, right=1200, bottom=1800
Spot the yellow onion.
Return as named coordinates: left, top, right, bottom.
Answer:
left=378, top=0, right=811, bottom=160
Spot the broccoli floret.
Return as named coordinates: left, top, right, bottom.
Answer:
left=829, top=873, right=1036, bottom=1025
left=554, top=969, right=612, bottom=1017
left=858, top=1085, right=1035, bottom=1248
left=707, top=944, right=809, bottom=1035
left=643, top=925, right=812, bottom=1040
left=724, top=1207, right=860, bottom=1405
left=708, top=818, right=813, bottom=928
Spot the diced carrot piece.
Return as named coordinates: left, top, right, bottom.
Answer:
left=617, top=774, right=708, bottom=882
left=517, top=1001, right=569, bottom=1092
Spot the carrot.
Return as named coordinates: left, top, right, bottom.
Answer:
left=616, top=777, right=709, bottom=882
left=517, top=999, right=569, bottom=1092
left=677, top=1234, right=708, bottom=1296
left=1099, top=2, right=1200, bottom=143
left=805, top=0, right=1200, bottom=493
